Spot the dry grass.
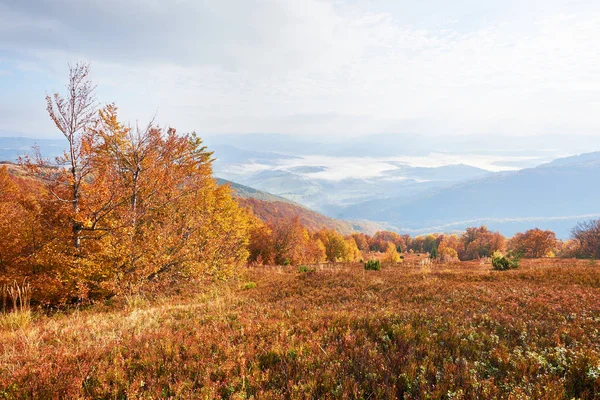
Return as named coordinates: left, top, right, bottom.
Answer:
left=1, top=257, right=600, bottom=399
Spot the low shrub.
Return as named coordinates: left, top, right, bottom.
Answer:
left=491, top=251, right=520, bottom=271
left=364, top=260, right=381, bottom=271
left=242, top=282, right=257, bottom=290
left=297, top=265, right=316, bottom=274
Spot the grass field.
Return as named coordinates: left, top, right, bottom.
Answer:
left=1, top=256, right=600, bottom=399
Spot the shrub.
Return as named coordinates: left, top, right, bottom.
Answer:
left=283, top=259, right=291, bottom=266
left=565, top=352, right=600, bottom=398
left=430, top=246, right=438, bottom=259
left=364, top=260, right=381, bottom=271
left=242, top=282, right=257, bottom=290
left=491, top=251, right=520, bottom=271
left=297, top=265, right=316, bottom=274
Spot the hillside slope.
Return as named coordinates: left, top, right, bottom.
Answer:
left=218, top=178, right=383, bottom=235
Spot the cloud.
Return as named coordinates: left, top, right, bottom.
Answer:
left=1, top=0, right=600, bottom=137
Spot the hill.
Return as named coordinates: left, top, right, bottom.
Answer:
left=217, top=178, right=383, bottom=235
left=339, top=152, right=600, bottom=238
left=215, top=178, right=297, bottom=204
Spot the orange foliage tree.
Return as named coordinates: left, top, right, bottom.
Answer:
left=350, top=233, right=370, bottom=251
left=509, top=228, right=558, bottom=258
left=437, top=235, right=461, bottom=263
left=460, top=226, right=506, bottom=260
left=248, top=217, right=326, bottom=266
left=14, top=64, right=253, bottom=304
left=369, top=231, right=406, bottom=253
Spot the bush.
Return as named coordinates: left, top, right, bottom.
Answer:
left=491, top=251, right=520, bottom=271
left=430, top=246, right=438, bottom=259
left=242, top=282, right=257, bottom=290
left=364, top=260, right=381, bottom=271
left=297, top=265, right=316, bottom=274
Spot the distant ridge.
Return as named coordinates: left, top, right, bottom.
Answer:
left=215, top=177, right=297, bottom=205
left=339, top=151, right=600, bottom=238
left=0, top=136, right=66, bottom=162
left=217, top=177, right=384, bottom=235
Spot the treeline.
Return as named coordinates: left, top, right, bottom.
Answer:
left=245, top=221, right=600, bottom=267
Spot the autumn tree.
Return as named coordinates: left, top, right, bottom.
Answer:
left=247, top=217, right=328, bottom=266
left=437, top=235, right=461, bottom=263
left=262, top=217, right=308, bottom=265
left=571, top=220, right=600, bottom=259
left=248, top=220, right=275, bottom=265
left=343, top=237, right=362, bottom=262
left=0, top=167, right=43, bottom=277
left=370, top=231, right=405, bottom=253
left=42, top=63, right=97, bottom=251
left=89, top=106, right=254, bottom=284
left=401, top=234, right=412, bottom=251
left=0, top=167, right=25, bottom=276
left=351, top=233, right=370, bottom=251
left=509, top=229, right=558, bottom=258
left=461, top=226, right=505, bottom=260
left=382, top=242, right=401, bottom=264
left=18, top=64, right=254, bottom=302
left=0, top=165, right=75, bottom=304
left=305, top=235, right=327, bottom=264
left=560, top=239, right=582, bottom=258
left=317, top=229, right=348, bottom=262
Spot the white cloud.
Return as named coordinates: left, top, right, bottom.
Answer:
left=1, top=0, right=600, bottom=137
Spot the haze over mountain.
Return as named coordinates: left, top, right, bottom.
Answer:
left=2, top=135, right=598, bottom=239
left=338, top=152, right=600, bottom=238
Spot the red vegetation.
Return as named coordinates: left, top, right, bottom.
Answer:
left=1, top=257, right=600, bottom=398
left=237, top=197, right=358, bottom=235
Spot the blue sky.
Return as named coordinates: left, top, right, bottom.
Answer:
left=1, top=0, right=600, bottom=139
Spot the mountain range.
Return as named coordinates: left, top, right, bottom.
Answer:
left=338, top=153, right=600, bottom=238
left=2, top=135, right=599, bottom=239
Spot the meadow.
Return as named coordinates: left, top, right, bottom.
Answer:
left=1, top=256, right=600, bottom=399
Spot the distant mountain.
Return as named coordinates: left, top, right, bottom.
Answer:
left=211, top=144, right=296, bottom=164
left=218, top=178, right=384, bottom=235
left=0, top=137, right=66, bottom=162
left=383, top=163, right=490, bottom=182
left=211, top=143, right=497, bottom=212
left=540, top=152, right=600, bottom=168
left=203, top=132, right=600, bottom=161
left=339, top=152, right=600, bottom=238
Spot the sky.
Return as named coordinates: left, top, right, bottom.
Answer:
left=1, top=0, right=600, bottom=139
